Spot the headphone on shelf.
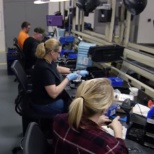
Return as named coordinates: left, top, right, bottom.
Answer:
left=123, top=0, right=147, bottom=15
left=76, top=0, right=100, bottom=16
left=85, top=0, right=100, bottom=14
left=76, top=0, right=86, bottom=11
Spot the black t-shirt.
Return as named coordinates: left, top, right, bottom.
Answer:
left=32, top=59, right=61, bottom=105
left=23, top=37, right=39, bottom=70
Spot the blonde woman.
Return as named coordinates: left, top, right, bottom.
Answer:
left=31, top=38, right=88, bottom=115
left=53, top=78, right=128, bottom=154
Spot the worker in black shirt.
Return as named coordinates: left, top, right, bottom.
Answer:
left=23, top=27, right=45, bottom=73
left=31, top=38, right=88, bottom=115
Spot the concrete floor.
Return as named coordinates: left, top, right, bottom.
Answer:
left=0, top=64, right=22, bottom=154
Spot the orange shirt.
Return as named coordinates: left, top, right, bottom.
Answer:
left=17, top=30, right=29, bottom=49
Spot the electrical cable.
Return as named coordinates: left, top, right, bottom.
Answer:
left=136, top=103, right=143, bottom=116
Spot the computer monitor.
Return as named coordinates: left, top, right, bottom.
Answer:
left=46, top=15, right=62, bottom=26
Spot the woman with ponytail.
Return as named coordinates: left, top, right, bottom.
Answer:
left=53, top=78, right=128, bottom=154
left=31, top=38, right=88, bottom=115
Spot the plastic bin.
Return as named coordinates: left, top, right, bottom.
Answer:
left=60, top=50, right=75, bottom=57
left=57, top=28, right=65, bottom=40
left=59, top=37, right=66, bottom=44
left=88, top=45, right=124, bottom=62
left=76, top=42, right=96, bottom=69
left=65, top=36, right=75, bottom=43
left=68, top=53, right=77, bottom=59
left=8, top=48, right=17, bottom=53
left=106, top=104, right=118, bottom=117
left=108, top=77, right=123, bottom=87
left=59, top=36, right=75, bottom=44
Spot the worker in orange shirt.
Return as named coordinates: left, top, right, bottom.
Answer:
left=17, top=21, right=31, bottom=49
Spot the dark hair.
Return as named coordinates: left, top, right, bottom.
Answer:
left=21, top=21, right=30, bottom=29
left=34, top=27, right=45, bottom=35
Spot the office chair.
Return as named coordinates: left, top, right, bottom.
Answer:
left=22, top=122, right=52, bottom=154
left=11, top=60, right=31, bottom=92
left=22, top=94, right=54, bottom=136
left=11, top=60, right=54, bottom=135
left=13, top=37, right=25, bottom=69
left=11, top=61, right=53, bottom=154
left=11, top=60, right=32, bottom=116
left=13, top=38, right=34, bottom=76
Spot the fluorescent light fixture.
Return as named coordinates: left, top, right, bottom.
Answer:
left=49, top=0, right=69, bottom=1
left=34, top=0, right=69, bottom=4
left=34, top=0, right=49, bottom=4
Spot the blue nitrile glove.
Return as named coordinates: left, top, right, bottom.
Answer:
left=66, top=72, right=78, bottom=81
left=78, top=70, right=89, bottom=77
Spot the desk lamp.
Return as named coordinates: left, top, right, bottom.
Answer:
left=121, top=99, right=136, bottom=125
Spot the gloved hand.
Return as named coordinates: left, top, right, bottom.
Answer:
left=66, top=72, right=78, bottom=81
left=78, top=70, right=89, bottom=77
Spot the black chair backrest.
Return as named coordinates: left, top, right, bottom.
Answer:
left=11, top=60, right=28, bottom=92
left=23, top=122, right=50, bottom=154
left=14, top=43, right=22, bottom=52
left=13, top=37, right=22, bottom=50
left=13, top=37, right=17, bottom=43
left=13, top=38, right=23, bottom=54
left=13, top=37, right=25, bottom=67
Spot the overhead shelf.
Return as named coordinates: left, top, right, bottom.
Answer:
left=124, top=48, right=154, bottom=68
left=122, top=58, right=154, bottom=82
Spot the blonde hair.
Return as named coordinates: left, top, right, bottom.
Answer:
left=68, top=78, right=114, bottom=130
left=35, top=38, right=61, bottom=59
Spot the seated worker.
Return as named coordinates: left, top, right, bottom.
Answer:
left=23, top=27, right=45, bottom=72
left=53, top=78, right=128, bottom=154
left=31, top=38, right=88, bottom=115
left=17, top=21, right=31, bottom=49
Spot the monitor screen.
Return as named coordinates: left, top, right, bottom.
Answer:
left=46, top=15, right=62, bottom=26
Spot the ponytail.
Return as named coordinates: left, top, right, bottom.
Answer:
left=35, top=42, right=46, bottom=59
left=68, top=97, right=84, bottom=131
left=35, top=38, right=61, bottom=59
